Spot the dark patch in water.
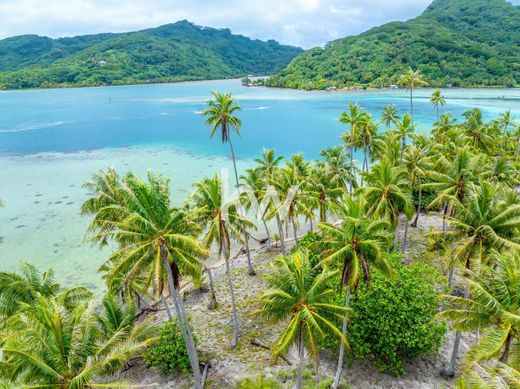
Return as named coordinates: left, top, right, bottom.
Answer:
left=35, top=193, right=42, bottom=197
left=54, top=201, right=62, bottom=204
left=0, top=236, right=4, bottom=244
left=15, top=225, right=25, bottom=229
left=34, top=200, right=40, bottom=204
left=10, top=217, right=18, bottom=221
left=53, top=249, right=58, bottom=254
left=62, top=196, right=69, bottom=199
left=67, top=201, right=74, bottom=205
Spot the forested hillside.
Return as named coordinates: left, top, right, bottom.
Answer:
left=0, top=20, right=302, bottom=89
left=268, top=0, right=520, bottom=89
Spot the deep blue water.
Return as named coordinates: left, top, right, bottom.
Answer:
left=2, top=79, right=518, bottom=159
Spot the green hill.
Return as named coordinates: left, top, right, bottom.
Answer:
left=267, top=0, right=520, bottom=89
left=0, top=20, right=303, bottom=89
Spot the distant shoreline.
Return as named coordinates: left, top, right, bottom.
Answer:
left=0, top=76, right=518, bottom=93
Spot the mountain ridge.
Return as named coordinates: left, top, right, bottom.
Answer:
left=267, top=0, right=520, bottom=89
left=0, top=20, right=303, bottom=89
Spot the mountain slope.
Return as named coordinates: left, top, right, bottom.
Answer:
left=268, top=0, right=520, bottom=89
left=0, top=21, right=303, bottom=89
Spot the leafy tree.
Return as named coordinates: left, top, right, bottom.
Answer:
left=398, top=68, right=428, bottom=125
left=430, top=89, right=446, bottom=119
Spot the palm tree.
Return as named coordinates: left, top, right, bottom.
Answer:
left=340, top=103, right=365, bottom=193
left=191, top=174, right=255, bottom=348
left=497, top=110, right=515, bottom=151
left=483, top=156, right=519, bottom=188
left=398, top=67, right=428, bottom=125
left=358, top=113, right=377, bottom=180
left=0, top=262, right=90, bottom=324
left=202, top=91, right=256, bottom=275
left=1, top=293, right=155, bottom=388
left=255, top=148, right=285, bottom=252
left=307, top=163, right=343, bottom=223
left=255, top=249, right=348, bottom=389
left=432, top=113, right=457, bottom=144
left=380, top=104, right=400, bottom=129
left=438, top=251, right=520, bottom=369
left=455, top=362, right=520, bottom=389
left=402, top=144, right=432, bottom=227
left=358, top=161, right=413, bottom=252
left=318, top=196, right=393, bottom=389
left=465, top=116, right=495, bottom=155
left=85, top=171, right=206, bottom=387
left=396, top=113, right=414, bottom=165
left=430, top=89, right=446, bottom=119
left=320, top=146, right=351, bottom=190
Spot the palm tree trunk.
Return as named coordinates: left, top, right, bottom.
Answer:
left=162, top=255, right=201, bottom=388
left=221, top=240, right=240, bottom=348
left=276, top=213, right=286, bottom=254
left=262, top=216, right=271, bottom=249
left=297, top=324, right=305, bottom=389
left=332, top=287, right=351, bottom=389
left=445, top=286, right=469, bottom=377
left=160, top=294, right=173, bottom=321
left=292, top=216, right=299, bottom=246
left=205, top=266, right=217, bottom=310
left=410, top=88, right=414, bottom=128
left=228, top=134, right=255, bottom=276
left=393, top=222, right=400, bottom=251
left=309, top=217, right=314, bottom=232
left=499, top=332, right=512, bottom=363
left=411, top=177, right=422, bottom=228
left=402, top=220, right=409, bottom=259
left=400, top=136, right=405, bottom=165
left=349, top=145, right=354, bottom=194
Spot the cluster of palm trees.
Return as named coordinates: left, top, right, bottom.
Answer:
left=1, top=69, right=520, bottom=388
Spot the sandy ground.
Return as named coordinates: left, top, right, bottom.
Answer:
left=117, top=213, right=473, bottom=388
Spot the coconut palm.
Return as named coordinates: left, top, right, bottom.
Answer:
left=398, top=67, right=428, bottom=125
left=255, top=148, right=286, bottom=252
left=465, top=116, right=495, bottom=155
left=202, top=91, right=256, bottom=275
left=0, top=293, right=155, bottom=388
left=270, top=165, right=313, bottom=246
left=0, top=262, right=90, bottom=324
left=318, top=196, right=393, bottom=388
left=320, top=146, right=352, bottom=190
left=497, top=110, right=516, bottom=151
left=358, top=113, right=378, bottom=180
left=85, top=171, right=206, bottom=387
left=191, top=174, right=255, bottom=348
left=438, top=251, right=520, bottom=369
left=483, top=156, right=519, bottom=188
left=402, top=144, right=432, bottom=227
left=455, top=362, right=520, bottom=389
left=432, top=113, right=457, bottom=144
left=396, top=113, right=414, bottom=165
left=255, top=249, right=348, bottom=389
left=430, top=89, right=446, bottom=119
left=380, top=104, right=400, bottom=129
left=340, top=103, right=365, bottom=193
left=358, top=161, right=413, bottom=251
left=307, top=163, right=343, bottom=223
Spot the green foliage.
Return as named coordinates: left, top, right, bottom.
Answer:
left=268, top=0, right=519, bottom=89
left=0, top=21, right=302, bottom=89
left=292, top=231, right=321, bottom=267
left=238, top=375, right=281, bottom=389
left=143, top=321, right=195, bottom=376
left=322, top=254, right=446, bottom=376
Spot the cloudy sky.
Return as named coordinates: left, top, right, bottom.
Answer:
left=0, top=0, right=518, bottom=48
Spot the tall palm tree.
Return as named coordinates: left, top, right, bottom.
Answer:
left=432, top=113, right=457, bottom=144
left=255, top=249, right=348, bottom=389
left=85, top=171, right=206, bottom=387
left=465, top=116, right=495, bottom=155
left=358, top=161, right=413, bottom=252
left=255, top=148, right=285, bottom=252
left=320, top=146, right=353, bottom=191
left=398, top=67, right=428, bottom=126
left=497, top=110, right=516, bottom=151
left=191, top=174, right=255, bottom=348
left=358, top=113, right=377, bottom=180
left=340, top=103, right=365, bottom=193
left=307, top=163, right=343, bottom=223
left=202, top=92, right=256, bottom=275
left=402, top=144, right=432, bottom=227
left=430, top=89, right=446, bottom=119
left=438, top=251, right=520, bottom=369
left=318, top=196, right=393, bottom=389
left=380, top=104, right=400, bottom=129
left=396, top=113, right=414, bottom=165
left=1, top=294, right=155, bottom=388
left=0, top=262, right=90, bottom=324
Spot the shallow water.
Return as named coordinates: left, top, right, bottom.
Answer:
left=1, top=79, right=519, bottom=290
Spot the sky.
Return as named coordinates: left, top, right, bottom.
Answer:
left=0, top=0, right=518, bottom=48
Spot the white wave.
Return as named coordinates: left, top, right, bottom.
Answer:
left=0, top=121, right=67, bottom=133
left=193, top=110, right=203, bottom=114
left=246, top=106, right=270, bottom=111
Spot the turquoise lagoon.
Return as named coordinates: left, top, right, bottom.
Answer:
left=1, top=79, right=519, bottom=291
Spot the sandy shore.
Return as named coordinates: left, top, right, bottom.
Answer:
left=117, top=213, right=472, bottom=388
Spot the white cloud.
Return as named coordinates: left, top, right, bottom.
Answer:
left=0, top=0, right=517, bottom=48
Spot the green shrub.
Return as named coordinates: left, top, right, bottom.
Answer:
left=294, top=231, right=322, bottom=267
left=143, top=321, right=195, bottom=376
left=323, top=253, right=446, bottom=376
left=238, top=375, right=281, bottom=389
